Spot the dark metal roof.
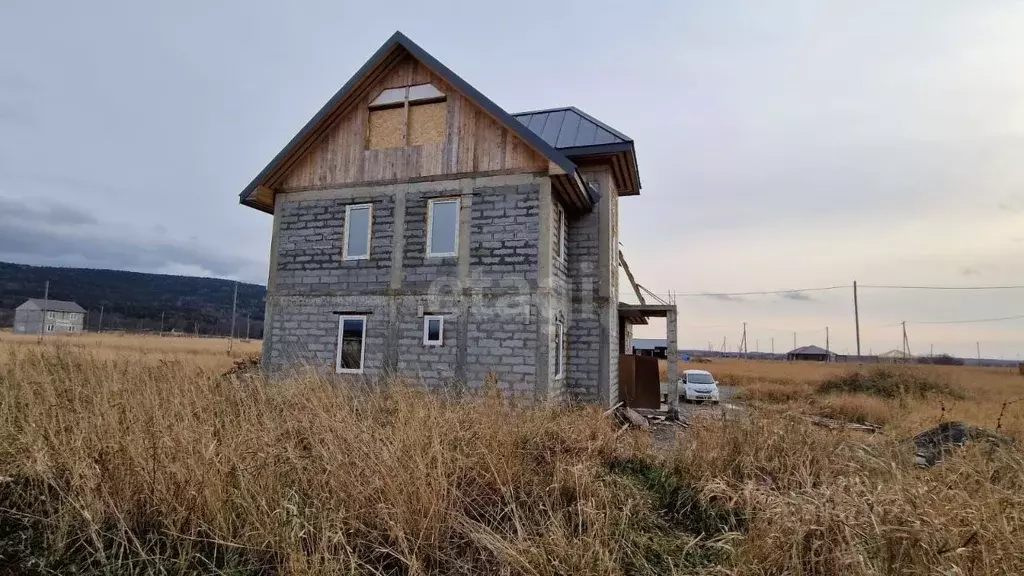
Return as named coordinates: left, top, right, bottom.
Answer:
left=239, top=32, right=591, bottom=211
left=788, top=345, right=831, bottom=355
left=512, top=106, right=632, bottom=149
left=513, top=107, right=641, bottom=195
left=18, top=299, right=86, bottom=313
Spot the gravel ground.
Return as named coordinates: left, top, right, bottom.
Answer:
left=649, top=386, right=743, bottom=452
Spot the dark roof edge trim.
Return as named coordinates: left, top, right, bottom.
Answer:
left=239, top=31, right=580, bottom=205
left=238, top=33, right=403, bottom=202
left=558, top=142, right=635, bottom=158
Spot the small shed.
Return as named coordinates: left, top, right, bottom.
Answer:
left=787, top=345, right=833, bottom=362
left=13, top=299, right=86, bottom=335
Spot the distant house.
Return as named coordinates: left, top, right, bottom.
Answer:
left=631, top=338, right=669, bottom=359
left=878, top=349, right=914, bottom=364
left=13, top=299, right=86, bottom=335
left=787, top=345, right=834, bottom=362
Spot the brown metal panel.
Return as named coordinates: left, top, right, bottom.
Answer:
left=633, top=356, right=662, bottom=409
left=619, top=355, right=636, bottom=406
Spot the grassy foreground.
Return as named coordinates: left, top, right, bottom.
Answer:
left=2, top=340, right=1024, bottom=574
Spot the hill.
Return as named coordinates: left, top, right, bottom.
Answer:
left=0, top=262, right=266, bottom=337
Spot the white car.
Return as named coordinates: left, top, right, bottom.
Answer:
left=681, top=369, right=720, bottom=403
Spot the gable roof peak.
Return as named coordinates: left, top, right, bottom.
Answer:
left=238, top=31, right=590, bottom=212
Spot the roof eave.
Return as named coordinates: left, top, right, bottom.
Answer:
left=561, top=142, right=641, bottom=196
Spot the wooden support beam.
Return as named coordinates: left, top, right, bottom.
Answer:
left=619, top=250, right=645, bottom=305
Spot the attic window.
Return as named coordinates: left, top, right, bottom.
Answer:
left=367, top=84, right=447, bottom=149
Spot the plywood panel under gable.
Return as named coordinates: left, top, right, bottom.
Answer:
left=277, top=54, right=549, bottom=191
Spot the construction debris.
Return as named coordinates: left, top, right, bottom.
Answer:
left=223, top=355, right=261, bottom=378
left=913, top=421, right=1014, bottom=467
left=805, top=415, right=882, bottom=433
left=606, top=405, right=689, bottom=431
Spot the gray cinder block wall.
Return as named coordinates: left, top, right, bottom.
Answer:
left=263, top=171, right=620, bottom=405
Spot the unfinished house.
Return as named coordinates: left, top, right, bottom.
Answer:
left=239, top=32, right=678, bottom=406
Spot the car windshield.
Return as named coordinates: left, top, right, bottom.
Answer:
left=686, top=373, right=715, bottom=384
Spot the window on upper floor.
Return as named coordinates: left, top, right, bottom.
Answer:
left=343, top=204, right=373, bottom=260
left=367, top=83, right=447, bottom=150
left=427, top=198, right=460, bottom=257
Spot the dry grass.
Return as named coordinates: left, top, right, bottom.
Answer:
left=665, top=358, right=1024, bottom=437
left=813, top=393, right=893, bottom=425
left=0, top=330, right=260, bottom=370
left=0, top=344, right=707, bottom=574
left=2, top=340, right=1024, bottom=574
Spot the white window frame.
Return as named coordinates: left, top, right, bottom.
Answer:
left=422, top=315, right=444, bottom=346
left=342, top=204, right=373, bottom=261
left=46, top=324, right=54, bottom=332
left=47, top=311, right=54, bottom=319
left=335, top=315, right=367, bottom=374
left=426, top=197, right=460, bottom=258
left=554, top=321, right=565, bottom=379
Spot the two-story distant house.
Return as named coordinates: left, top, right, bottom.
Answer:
left=239, top=32, right=678, bottom=406
left=13, top=299, right=85, bottom=335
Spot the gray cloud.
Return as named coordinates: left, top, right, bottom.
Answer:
left=0, top=197, right=98, bottom=226
left=780, top=291, right=814, bottom=301
left=701, top=293, right=745, bottom=302
left=0, top=203, right=260, bottom=280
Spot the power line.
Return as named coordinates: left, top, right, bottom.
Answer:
left=673, top=286, right=849, bottom=298
left=620, top=283, right=1024, bottom=298
left=859, top=284, right=1024, bottom=291
left=908, top=313, right=1024, bottom=325
left=878, top=314, right=1024, bottom=327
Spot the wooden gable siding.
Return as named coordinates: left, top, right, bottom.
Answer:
left=277, top=55, right=548, bottom=191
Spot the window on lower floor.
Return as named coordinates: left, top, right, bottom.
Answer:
left=423, top=315, right=444, bottom=346
left=555, top=321, right=565, bottom=379
left=46, top=324, right=54, bottom=332
left=336, top=316, right=367, bottom=373
left=68, top=325, right=76, bottom=333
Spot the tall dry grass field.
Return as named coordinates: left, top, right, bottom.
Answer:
left=2, top=338, right=1023, bottom=574
left=0, top=330, right=260, bottom=370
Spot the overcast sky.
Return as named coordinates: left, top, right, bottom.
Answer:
left=1, top=1, right=1021, bottom=358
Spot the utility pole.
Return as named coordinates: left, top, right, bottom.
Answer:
left=246, top=314, right=251, bottom=340
left=825, top=326, right=830, bottom=362
left=930, top=343, right=934, bottom=358
left=793, top=332, right=797, bottom=350
left=228, top=282, right=238, bottom=353
left=853, top=280, right=861, bottom=358
left=98, top=305, right=104, bottom=333
left=38, top=280, right=49, bottom=342
left=755, top=338, right=759, bottom=353
left=901, top=321, right=911, bottom=363
left=771, top=337, right=775, bottom=355
left=741, top=322, right=748, bottom=357
left=977, top=342, right=982, bottom=366
left=160, top=311, right=165, bottom=335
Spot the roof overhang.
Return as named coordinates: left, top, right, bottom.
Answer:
left=563, top=142, right=641, bottom=196
left=619, top=303, right=678, bottom=326
left=239, top=32, right=589, bottom=214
